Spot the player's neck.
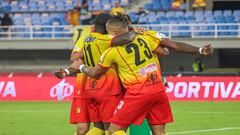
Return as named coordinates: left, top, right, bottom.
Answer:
left=94, top=26, right=107, bottom=34
left=93, top=29, right=106, bottom=34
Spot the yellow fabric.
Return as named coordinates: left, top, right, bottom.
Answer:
left=196, top=0, right=205, bottom=3
left=110, top=7, right=125, bottom=15
left=193, top=0, right=206, bottom=8
left=86, top=127, right=105, bottom=135
left=105, top=130, right=109, bottom=135
left=82, top=32, right=122, bottom=98
left=74, top=132, right=76, bottom=135
left=172, top=0, right=183, bottom=8
left=83, top=32, right=112, bottom=67
left=112, top=130, right=127, bottom=135
left=98, top=34, right=161, bottom=91
left=144, top=30, right=163, bottom=46
left=72, top=26, right=91, bottom=80
left=72, top=26, right=91, bottom=50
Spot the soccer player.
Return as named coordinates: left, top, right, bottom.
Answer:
left=78, top=15, right=213, bottom=135
left=69, top=26, right=91, bottom=135
left=55, top=13, right=138, bottom=135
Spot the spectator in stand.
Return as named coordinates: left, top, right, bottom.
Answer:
left=192, top=0, right=206, bottom=10
left=81, top=0, right=88, bottom=11
left=65, top=10, right=72, bottom=25
left=80, top=0, right=91, bottom=24
left=137, top=7, right=147, bottom=16
left=192, top=58, right=205, bottom=72
left=0, top=13, right=12, bottom=37
left=110, top=1, right=125, bottom=15
left=91, top=10, right=105, bottom=22
left=71, top=7, right=81, bottom=26
left=172, top=0, right=184, bottom=10
left=1, top=13, right=12, bottom=31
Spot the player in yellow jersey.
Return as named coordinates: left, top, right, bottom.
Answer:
left=67, top=24, right=91, bottom=135
left=79, top=14, right=213, bottom=135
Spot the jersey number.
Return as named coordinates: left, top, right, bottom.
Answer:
left=84, top=44, right=95, bottom=66
left=125, top=38, right=153, bottom=66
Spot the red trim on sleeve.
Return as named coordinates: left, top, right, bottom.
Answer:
left=101, top=48, right=112, bottom=63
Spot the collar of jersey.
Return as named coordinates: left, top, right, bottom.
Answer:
left=90, top=32, right=111, bottom=41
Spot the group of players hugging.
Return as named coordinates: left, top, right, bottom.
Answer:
left=54, top=13, right=213, bottom=135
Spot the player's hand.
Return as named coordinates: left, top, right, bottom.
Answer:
left=54, top=69, right=67, bottom=79
left=132, top=27, right=148, bottom=35
left=201, top=44, right=214, bottom=55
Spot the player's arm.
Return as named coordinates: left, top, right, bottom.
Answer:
left=80, top=64, right=108, bottom=78
left=54, top=51, right=84, bottom=79
left=79, top=48, right=113, bottom=78
left=110, top=31, right=137, bottom=47
left=150, top=31, right=213, bottom=55
left=70, top=51, right=83, bottom=62
left=161, top=39, right=213, bottom=55
left=153, top=46, right=169, bottom=57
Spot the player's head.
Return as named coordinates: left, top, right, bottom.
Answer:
left=106, top=14, right=129, bottom=36
left=93, top=13, right=112, bottom=34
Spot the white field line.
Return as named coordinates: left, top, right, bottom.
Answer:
left=0, top=110, right=60, bottom=113
left=173, top=111, right=240, bottom=114
left=169, top=127, right=240, bottom=134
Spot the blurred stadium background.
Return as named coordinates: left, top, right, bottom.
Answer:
left=0, top=0, right=240, bottom=135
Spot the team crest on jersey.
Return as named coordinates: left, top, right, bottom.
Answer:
left=76, top=107, right=81, bottom=114
left=148, top=74, right=157, bottom=84
left=90, top=80, right=97, bottom=89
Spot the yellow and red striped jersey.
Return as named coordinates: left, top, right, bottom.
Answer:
left=98, top=34, right=165, bottom=95
left=81, top=32, right=122, bottom=97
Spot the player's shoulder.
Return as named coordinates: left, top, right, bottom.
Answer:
left=103, top=47, right=115, bottom=54
left=90, top=32, right=111, bottom=42
left=144, top=30, right=167, bottom=40
left=74, top=35, right=87, bottom=50
left=134, top=34, right=146, bottom=39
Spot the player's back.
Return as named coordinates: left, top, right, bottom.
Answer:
left=82, top=32, right=122, bottom=97
left=83, top=32, right=110, bottom=67
left=99, top=34, right=165, bottom=95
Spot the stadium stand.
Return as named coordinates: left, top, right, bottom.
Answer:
left=0, top=0, right=239, bottom=38
left=144, top=0, right=187, bottom=11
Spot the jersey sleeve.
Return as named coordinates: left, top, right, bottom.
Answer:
left=72, top=35, right=85, bottom=53
left=98, top=48, right=114, bottom=68
left=144, top=30, right=168, bottom=51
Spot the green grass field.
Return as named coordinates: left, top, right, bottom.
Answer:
left=0, top=102, right=240, bottom=135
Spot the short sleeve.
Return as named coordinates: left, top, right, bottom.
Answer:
left=143, top=32, right=160, bottom=51
left=155, top=32, right=168, bottom=40
left=72, top=35, right=86, bottom=53
left=98, top=48, right=114, bottom=68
